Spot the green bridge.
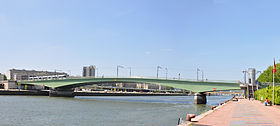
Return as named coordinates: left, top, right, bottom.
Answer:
left=23, top=77, right=240, bottom=93
left=22, top=77, right=240, bottom=104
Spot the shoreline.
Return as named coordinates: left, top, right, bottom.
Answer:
left=0, top=89, right=49, bottom=96
left=179, top=97, right=280, bottom=126
left=178, top=96, right=236, bottom=126
left=0, top=90, right=189, bottom=96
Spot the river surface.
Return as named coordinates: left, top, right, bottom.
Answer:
left=0, top=95, right=232, bottom=126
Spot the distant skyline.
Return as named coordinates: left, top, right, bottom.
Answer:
left=0, top=0, right=280, bottom=81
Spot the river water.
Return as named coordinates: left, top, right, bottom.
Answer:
left=0, top=95, right=232, bottom=126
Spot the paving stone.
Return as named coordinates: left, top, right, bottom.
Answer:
left=193, top=99, right=280, bottom=126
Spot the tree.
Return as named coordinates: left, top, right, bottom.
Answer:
left=3, top=75, right=7, bottom=80
left=258, top=63, right=280, bottom=83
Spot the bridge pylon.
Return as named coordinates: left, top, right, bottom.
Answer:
left=194, top=92, right=207, bottom=104
left=49, top=88, right=74, bottom=97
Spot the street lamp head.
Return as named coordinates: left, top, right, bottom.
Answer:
left=242, top=70, right=247, bottom=73
left=117, top=65, right=125, bottom=68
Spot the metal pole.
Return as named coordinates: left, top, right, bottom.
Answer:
left=245, top=72, right=247, bottom=84
left=242, top=70, right=248, bottom=98
left=117, top=66, right=119, bottom=78
left=242, top=70, right=247, bottom=84
left=157, top=66, right=161, bottom=79
left=197, top=68, right=200, bottom=81
left=202, top=70, right=204, bottom=82
left=129, top=67, right=131, bottom=77
left=178, top=73, right=180, bottom=80
left=165, top=68, right=168, bottom=80
left=251, top=79, right=254, bottom=98
left=157, top=66, right=159, bottom=79
left=273, top=71, right=275, bottom=105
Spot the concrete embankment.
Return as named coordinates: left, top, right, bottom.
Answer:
left=74, top=91, right=189, bottom=96
left=0, top=90, right=188, bottom=97
left=178, top=97, right=235, bottom=126
left=0, top=89, right=49, bottom=96
left=179, top=97, right=280, bottom=126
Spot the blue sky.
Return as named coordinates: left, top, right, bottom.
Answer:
left=0, top=0, right=279, bottom=81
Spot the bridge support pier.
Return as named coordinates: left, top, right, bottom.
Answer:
left=194, top=92, right=207, bottom=104
left=49, top=88, right=74, bottom=97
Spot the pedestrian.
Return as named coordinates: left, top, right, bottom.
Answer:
left=264, top=98, right=269, bottom=106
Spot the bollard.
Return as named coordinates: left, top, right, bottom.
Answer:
left=177, top=118, right=183, bottom=125
left=232, top=98, right=238, bottom=101
left=186, top=114, right=196, bottom=121
left=211, top=105, right=217, bottom=110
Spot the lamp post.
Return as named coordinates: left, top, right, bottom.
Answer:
left=117, top=65, right=124, bottom=78
left=157, top=66, right=162, bottom=79
left=197, top=68, right=200, bottom=81
left=178, top=73, right=181, bottom=80
left=242, top=70, right=248, bottom=98
left=128, top=67, right=132, bottom=77
left=201, top=70, right=204, bottom=82
left=242, top=70, right=247, bottom=84
left=165, top=68, right=168, bottom=80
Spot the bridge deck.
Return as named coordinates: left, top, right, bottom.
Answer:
left=22, top=78, right=240, bottom=93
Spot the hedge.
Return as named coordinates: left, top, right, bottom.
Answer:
left=254, top=85, right=280, bottom=104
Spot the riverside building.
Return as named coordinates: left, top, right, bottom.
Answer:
left=0, top=73, right=5, bottom=81
left=7, top=69, right=69, bottom=81
left=82, top=65, right=96, bottom=77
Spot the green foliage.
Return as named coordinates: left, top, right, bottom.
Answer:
left=3, top=75, right=7, bottom=80
left=258, top=63, right=280, bottom=83
left=254, top=85, right=280, bottom=104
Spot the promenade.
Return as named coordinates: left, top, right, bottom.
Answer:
left=193, top=99, right=280, bottom=126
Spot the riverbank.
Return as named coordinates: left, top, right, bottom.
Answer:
left=74, top=91, right=189, bottom=96
left=0, top=89, right=188, bottom=96
left=180, top=98, right=280, bottom=126
left=0, top=89, right=49, bottom=96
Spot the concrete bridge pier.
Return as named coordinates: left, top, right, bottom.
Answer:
left=194, top=92, right=207, bottom=104
left=49, top=88, right=74, bottom=97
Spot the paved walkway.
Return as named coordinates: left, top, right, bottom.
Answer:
left=193, top=99, right=280, bottom=126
